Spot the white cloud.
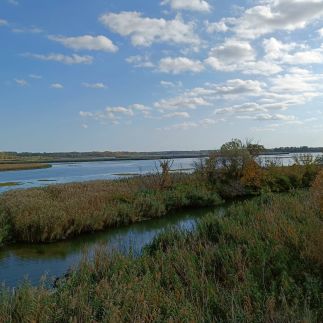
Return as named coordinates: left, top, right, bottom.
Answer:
left=82, top=82, right=106, bottom=89
left=162, top=111, right=190, bottom=118
left=210, top=79, right=264, bottom=96
left=99, top=12, right=200, bottom=47
left=49, top=35, right=118, bottom=52
left=0, top=19, right=8, bottom=26
left=205, top=38, right=282, bottom=75
left=208, top=39, right=256, bottom=65
left=205, top=20, right=229, bottom=33
left=24, top=53, right=93, bottom=64
left=126, top=55, right=154, bottom=68
left=162, top=0, right=211, bottom=12
left=159, top=57, right=204, bottom=74
left=155, top=95, right=210, bottom=111
left=50, top=83, right=63, bottom=89
left=270, top=69, right=323, bottom=93
left=215, top=102, right=268, bottom=115
left=160, top=80, right=183, bottom=88
left=14, top=79, right=28, bottom=86
left=81, top=124, right=89, bottom=129
left=80, top=104, right=151, bottom=124
left=255, top=113, right=296, bottom=121
left=318, top=27, right=323, bottom=37
left=263, top=37, right=323, bottom=65
left=229, top=0, right=323, bottom=39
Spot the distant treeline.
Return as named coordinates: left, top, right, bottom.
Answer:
left=0, top=146, right=322, bottom=162
left=268, top=146, right=323, bottom=153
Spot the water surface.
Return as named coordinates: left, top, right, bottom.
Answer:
left=0, top=206, right=221, bottom=288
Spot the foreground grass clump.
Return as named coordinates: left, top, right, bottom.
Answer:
left=0, top=190, right=322, bottom=322
left=0, top=174, right=222, bottom=244
left=0, top=163, right=51, bottom=172
left=311, top=169, right=323, bottom=213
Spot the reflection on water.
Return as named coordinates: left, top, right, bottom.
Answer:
left=0, top=206, right=221, bottom=288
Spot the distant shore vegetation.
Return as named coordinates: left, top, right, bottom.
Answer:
left=0, top=163, right=51, bottom=172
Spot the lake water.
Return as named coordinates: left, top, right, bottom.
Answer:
left=0, top=158, right=197, bottom=194
left=0, top=206, right=220, bottom=288
left=1, top=153, right=321, bottom=194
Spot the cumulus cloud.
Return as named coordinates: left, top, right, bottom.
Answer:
left=217, top=0, right=323, bottom=39
left=23, top=53, right=93, bottom=64
left=264, top=37, right=323, bottom=65
left=162, top=111, right=190, bottom=118
left=160, top=80, right=183, bottom=88
left=126, top=55, right=154, bottom=68
left=82, top=82, right=106, bottom=89
left=99, top=12, right=200, bottom=47
left=49, top=35, right=118, bottom=52
left=50, top=83, right=63, bottom=89
left=318, top=28, right=323, bottom=37
left=80, top=104, right=151, bottom=124
left=159, top=57, right=204, bottom=74
left=205, top=39, right=281, bottom=75
left=161, top=0, right=211, bottom=12
left=155, top=95, right=210, bottom=111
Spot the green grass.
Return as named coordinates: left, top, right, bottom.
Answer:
left=0, top=191, right=322, bottom=322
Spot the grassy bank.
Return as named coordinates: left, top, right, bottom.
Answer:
left=0, top=189, right=322, bottom=322
left=0, top=161, right=320, bottom=246
left=0, top=163, right=51, bottom=172
left=0, top=173, right=222, bottom=245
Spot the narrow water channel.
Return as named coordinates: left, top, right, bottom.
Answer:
left=0, top=206, right=224, bottom=288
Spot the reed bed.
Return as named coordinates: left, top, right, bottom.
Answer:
left=0, top=189, right=322, bottom=322
left=0, top=163, right=51, bottom=172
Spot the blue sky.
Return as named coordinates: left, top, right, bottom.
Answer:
left=0, top=0, right=323, bottom=152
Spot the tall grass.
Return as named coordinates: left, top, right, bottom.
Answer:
left=0, top=189, right=321, bottom=322
left=0, top=160, right=320, bottom=245
left=0, top=174, right=222, bottom=244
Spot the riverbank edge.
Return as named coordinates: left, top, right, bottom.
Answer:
left=0, top=163, right=52, bottom=172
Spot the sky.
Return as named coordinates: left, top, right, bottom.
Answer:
left=0, top=0, right=323, bottom=152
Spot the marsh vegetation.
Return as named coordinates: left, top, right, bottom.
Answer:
left=0, top=163, right=51, bottom=172
left=0, top=139, right=322, bottom=322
